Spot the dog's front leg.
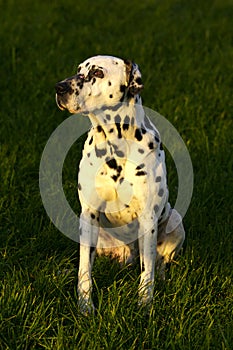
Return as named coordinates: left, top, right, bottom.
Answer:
left=138, top=217, right=158, bottom=305
left=77, top=212, right=99, bottom=314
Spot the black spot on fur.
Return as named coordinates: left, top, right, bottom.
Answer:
left=109, top=94, right=113, bottom=98
left=96, top=125, right=106, bottom=138
left=115, top=115, right=122, bottom=139
left=111, top=144, right=124, bottom=157
left=77, top=67, right=81, bottom=72
left=158, top=189, right=164, bottom=197
left=111, top=103, right=121, bottom=111
left=136, top=171, right=147, bottom=176
left=116, top=150, right=124, bottom=157
left=138, top=148, right=144, bottom=154
left=136, top=163, right=145, bottom=170
left=160, top=143, right=164, bottom=150
left=76, top=77, right=84, bottom=89
left=117, top=165, right=122, bottom=173
left=148, top=142, right=154, bottom=149
left=154, top=135, right=160, bottom=143
left=91, top=213, right=95, bottom=219
left=155, top=176, right=161, bottom=182
left=92, top=77, right=96, bottom=85
left=115, top=115, right=121, bottom=123
left=78, top=183, right=82, bottom=190
left=106, top=114, right=111, bottom=121
left=95, top=146, right=107, bottom=158
left=141, top=126, right=147, bottom=134
left=111, top=165, right=122, bottom=182
left=135, top=128, right=143, bottom=141
left=106, top=158, right=118, bottom=169
left=109, top=147, right=113, bottom=155
left=108, top=81, right=112, bottom=86
left=123, top=115, right=130, bottom=130
left=119, top=177, right=124, bottom=184
left=154, top=205, right=159, bottom=213
left=89, top=136, right=93, bottom=145
left=85, top=62, right=90, bottom=67
left=142, top=127, right=147, bottom=135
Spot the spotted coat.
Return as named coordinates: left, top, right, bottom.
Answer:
left=55, top=55, right=185, bottom=314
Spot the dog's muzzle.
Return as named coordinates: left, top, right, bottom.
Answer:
left=55, top=74, right=84, bottom=111
left=55, top=74, right=85, bottom=95
left=55, top=81, right=72, bottom=96
left=55, top=79, right=73, bottom=110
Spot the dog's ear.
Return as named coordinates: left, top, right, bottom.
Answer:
left=124, top=59, right=144, bottom=96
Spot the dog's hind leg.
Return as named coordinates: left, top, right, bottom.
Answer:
left=156, top=209, right=185, bottom=278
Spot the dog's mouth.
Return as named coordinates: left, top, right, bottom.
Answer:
left=56, top=95, right=66, bottom=111
left=56, top=94, right=82, bottom=114
left=55, top=78, right=84, bottom=114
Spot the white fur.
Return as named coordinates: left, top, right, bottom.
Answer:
left=56, top=55, right=185, bottom=314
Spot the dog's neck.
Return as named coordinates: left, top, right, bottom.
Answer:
left=86, top=97, right=145, bottom=132
left=83, top=96, right=161, bottom=157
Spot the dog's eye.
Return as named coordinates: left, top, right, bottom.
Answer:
left=93, top=69, right=104, bottom=78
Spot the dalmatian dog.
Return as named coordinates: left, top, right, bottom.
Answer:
left=55, top=55, right=185, bottom=314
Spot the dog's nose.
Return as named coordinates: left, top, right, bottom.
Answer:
left=55, top=81, right=71, bottom=95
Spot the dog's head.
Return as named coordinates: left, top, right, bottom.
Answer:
left=55, top=55, right=143, bottom=113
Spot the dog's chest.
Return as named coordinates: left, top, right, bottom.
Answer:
left=78, top=115, right=167, bottom=225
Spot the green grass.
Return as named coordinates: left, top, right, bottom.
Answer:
left=0, top=0, right=232, bottom=348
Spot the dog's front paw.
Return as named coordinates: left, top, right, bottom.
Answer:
left=138, top=280, right=154, bottom=306
left=78, top=296, right=95, bottom=316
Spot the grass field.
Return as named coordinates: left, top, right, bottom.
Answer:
left=0, top=0, right=232, bottom=348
